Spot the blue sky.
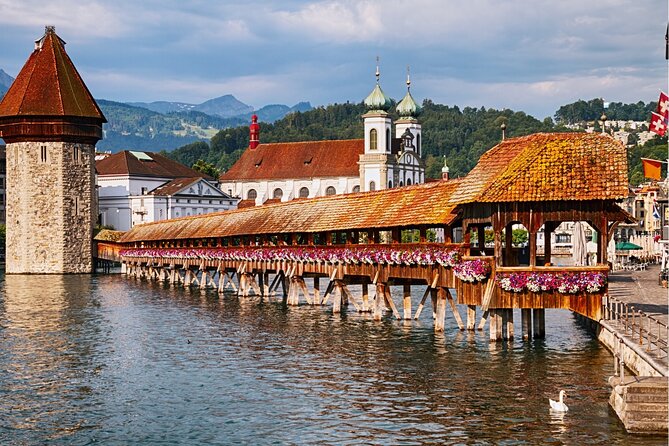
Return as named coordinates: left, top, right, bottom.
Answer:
left=0, top=0, right=666, bottom=119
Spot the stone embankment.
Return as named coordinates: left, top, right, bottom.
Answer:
left=601, top=265, right=668, bottom=435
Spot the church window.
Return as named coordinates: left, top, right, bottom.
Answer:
left=40, top=145, right=47, bottom=163
left=325, top=186, right=336, bottom=196
left=399, top=181, right=404, bottom=187
left=299, top=187, right=309, bottom=198
left=352, top=186, right=360, bottom=193
left=369, top=129, right=378, bottom=150
left=247, top=189, right=257, bottom=200
left=416, top=134, right=421, bottom=154
left=386, top=129, right=390, bottom=151
left=369, top=181, right=376, bottom=191
left=407, top=178, right=412, bottom=186
left=388, top=180, right=393, bottom=188
left=273, top=188, right=283, bottom=199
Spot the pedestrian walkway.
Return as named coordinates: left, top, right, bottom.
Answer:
left=606, top=264, right=668, bottom=373
left=608, top=264, right=668, bottom=326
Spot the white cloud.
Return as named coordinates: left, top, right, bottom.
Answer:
left=0, top=0, right=128, bottom=38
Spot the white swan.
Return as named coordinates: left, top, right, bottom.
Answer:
left=549, top=390, right=568, bottom=412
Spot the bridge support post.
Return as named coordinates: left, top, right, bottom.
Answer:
left=373, top=284, right=385, bottom=320
left=522, top=309, right=532, bottom=340
left=121, top=263, right=127, bottom=274
left=332, top=282, right=342, bottom=313
left=466, top=305, right=476, bottom=330
left=532, top=309, right=545, bottom=339
left=490, top=309, right=503, bottom=341
left=361, top=283, right=369, bottom=311
left=313, top=277, right=321, bottom=305
left=434, top=287, right=447, bottom=331
left=446, top=289, right=464, bottom=330
left=430, top=289, right=438, bottom=319
left=403, top=284, right=412, bottom=320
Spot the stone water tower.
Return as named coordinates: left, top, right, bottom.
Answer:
left=0, top=26, right=106, bottom=273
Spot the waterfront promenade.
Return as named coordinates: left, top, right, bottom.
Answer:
left=608, top=264, right=668, bottom=327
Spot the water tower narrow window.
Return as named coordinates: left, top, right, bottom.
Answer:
left=73, top=146, right=79, bottom=163
left=386, top=129, right=390, bottom=151
left=370, top=129, right=378, bottom=150
left=299, top=187, right=309, bottom=198
left=40, top=145, right=47, bottom=163
left=247, top=189, right=257, bottom=200
left=325, top=186, right=336, bottom=196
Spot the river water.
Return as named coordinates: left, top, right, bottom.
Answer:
left=0, top=273, right=664, bottom=445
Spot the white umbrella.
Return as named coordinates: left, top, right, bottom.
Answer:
left=572, top=222, right=588, bottom=266
left=607, top=238, right=617, bottom=265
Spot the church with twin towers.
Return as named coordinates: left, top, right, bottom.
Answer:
left=219, top=64, right=426, bottom=206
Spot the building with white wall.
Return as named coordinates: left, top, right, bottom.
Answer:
left=97, top=150, right=237, bottom=231
left=219, top=67, right=426, bottom=205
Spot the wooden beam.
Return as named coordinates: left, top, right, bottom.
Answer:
left=403, top=284, right=412, bottom=320
left=434, top=287, right=447, bottom=331
left=383, top=285, right=401, bottom=320
left=445, top=288, right=464, bottom=330
left=361, top=282, right=369, bottom=312
left=466, top=305, right=476, bottom=330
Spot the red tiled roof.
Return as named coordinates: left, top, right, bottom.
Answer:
left=220, top=139, right=364, bottom=181
left=450, top=132, right=628, bottom=204
left=149, top=177, right=202, bottom=196
left=0, top=28, right=105, bottom=121
left=96, top=151, right=213, bottom=179
left=119, top=180, right=462, bottom=242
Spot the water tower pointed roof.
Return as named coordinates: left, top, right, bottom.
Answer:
left=0, top=26, right=106, bottom=122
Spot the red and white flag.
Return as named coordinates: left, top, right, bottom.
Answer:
left=650, top=112, right=667, bottom=136
left=657, top=91, right=669, bottom=119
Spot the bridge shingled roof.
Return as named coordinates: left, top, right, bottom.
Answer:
left=119, top=132, right=630, bottom=243
left=119, top=179, right=462, bottom=242
left=450, top=132, right=628, bottom=204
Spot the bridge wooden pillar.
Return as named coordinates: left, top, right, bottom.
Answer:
left=434, top=287, right=447, bottom=331
left=361, top=282, right=369, bottom=312
left=522, top=309, right=532, bottom=340
left=532, top=309, right=545, bottom=338
left=313, top=277, right=321, bottom=304
left=403, top=284, right=412, bottom=320
left=466, top=305, right=476, bottom=330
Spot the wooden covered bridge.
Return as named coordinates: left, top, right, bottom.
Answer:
left=97, top=133, right=633, bottom=341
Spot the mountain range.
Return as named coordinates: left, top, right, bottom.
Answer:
left=0, top=67, right=312, bottom=152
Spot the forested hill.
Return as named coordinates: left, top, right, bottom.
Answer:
left=554, top=98, right=657, bottom=124
left=166, top=100, right=561, bottom=179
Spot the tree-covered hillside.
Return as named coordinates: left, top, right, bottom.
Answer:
left=167, top=100, right=562, bottom=179
left=554, top=98, right=657, bottom=124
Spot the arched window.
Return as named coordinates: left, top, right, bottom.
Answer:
left=416, top=134, right=421, bottom=154
left=407, top=178, right=412, bottom=185
left=388, top=180, right=393, bottom=188
left=273, top=188, right=283, bottom=199
left=299, top=187, right=309, bottom=198
left=247, top=189, right=257, bottom=200
left=352, top=185, right=360, bottom=193
left=369, top=181, right=376, bottom=191
left=399, top=181, right=404, bottom=187
left=369, top=129, right=378, bottom=150
left=386, top=128, right=390, bottom=151
left=325, top=186, right=336, bottom=196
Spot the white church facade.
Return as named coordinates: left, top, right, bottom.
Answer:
left=219, top=68, right=426, bottom=205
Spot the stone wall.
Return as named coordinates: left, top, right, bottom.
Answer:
left=6, top=141, right=95, bottom=273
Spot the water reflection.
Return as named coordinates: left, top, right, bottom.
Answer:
left=0, top=274, right=665, bottom=444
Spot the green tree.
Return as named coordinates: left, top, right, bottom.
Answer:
left=192, top=159, right=221, bottom=178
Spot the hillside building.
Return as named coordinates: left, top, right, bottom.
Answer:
left=96, top=150, right=237, bottom=231
left=219, top=68, right=425, bottom=205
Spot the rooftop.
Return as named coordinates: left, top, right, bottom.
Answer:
left=96, top=151, right=213, bottom=180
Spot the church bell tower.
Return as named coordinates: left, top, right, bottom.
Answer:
left=0, top=26, right=106, bottom=273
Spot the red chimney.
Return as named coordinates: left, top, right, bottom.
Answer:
left=249, top=114, right=260, bottom=149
